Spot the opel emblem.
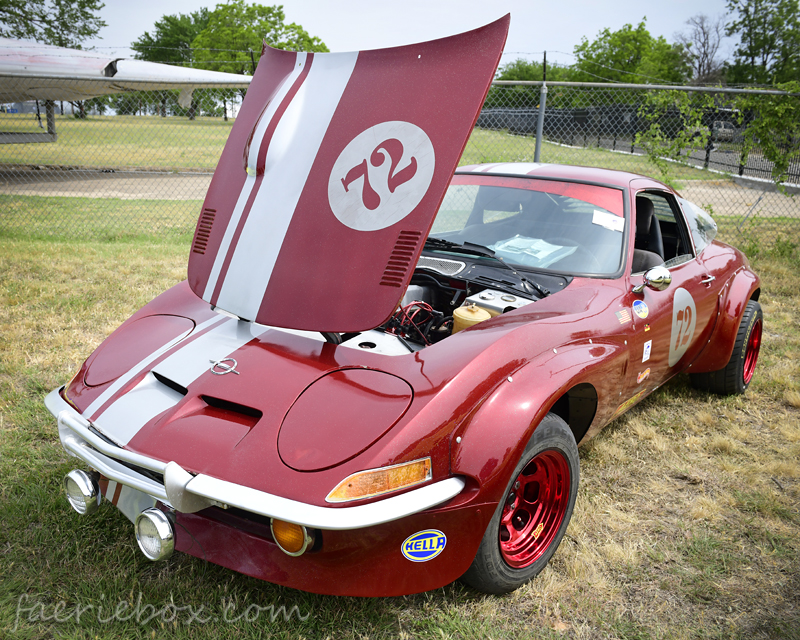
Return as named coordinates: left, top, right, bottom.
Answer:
left=209, top=358, right=240, bottom=375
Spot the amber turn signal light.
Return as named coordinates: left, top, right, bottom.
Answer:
left=270, top=519, right=313, bottom=556
left=326, top=457, right=432, bottom=503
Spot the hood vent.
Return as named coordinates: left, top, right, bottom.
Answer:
left=201, top=395, right=262, bottom=423
left=192, top=208, right=216, bottom=255
left=380, top=230, right=422, bottom=288
left=152, top=371, right=188, bottom=396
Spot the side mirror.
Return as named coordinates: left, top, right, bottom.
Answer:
left=632, top=265, right=671, bottom=294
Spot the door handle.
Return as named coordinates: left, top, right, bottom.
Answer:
left=700, top=275, right=716, bottom=285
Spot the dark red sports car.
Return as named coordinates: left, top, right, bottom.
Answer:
left=45, top=17, right=761, bottom=597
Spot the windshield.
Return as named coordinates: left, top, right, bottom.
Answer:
left=429, top=175, right=626, bottom=276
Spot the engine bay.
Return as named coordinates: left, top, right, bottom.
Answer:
left=337, top=253, right=571, bottom=355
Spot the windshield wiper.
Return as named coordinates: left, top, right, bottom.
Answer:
left=424, top=238, right=550, bottom=298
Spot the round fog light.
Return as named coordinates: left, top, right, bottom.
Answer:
left=135, top=508, right=174, bottom=561
left=63, top=470, right=99, bottom=515
left=270, top=519, right=313, bottom=556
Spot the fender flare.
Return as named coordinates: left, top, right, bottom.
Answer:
left=450, top=339, right=625, bottom=505
left=690, top=267, right=760, bottom=373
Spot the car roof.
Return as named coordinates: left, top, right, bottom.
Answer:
left=456, top=162, right=670, bottom=191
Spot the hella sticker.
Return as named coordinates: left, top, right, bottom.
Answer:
left=633, top=300, right=649, bottom=319
left=401, top=529, right=447, bottom=562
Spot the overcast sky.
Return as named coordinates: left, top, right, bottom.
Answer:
left=85, top=0, right=735, bottom=72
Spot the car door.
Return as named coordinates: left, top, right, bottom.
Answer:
left=623, top=187, right=720, bottom=395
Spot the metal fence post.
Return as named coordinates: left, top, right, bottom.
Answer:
left=534, top=83, right=547, bottom=163
left=45, top=100, right=56, bottom=140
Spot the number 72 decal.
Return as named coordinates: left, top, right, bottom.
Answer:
left=669, top=288, right=697, bottom=366
left=328, top=121, right=435, bottom=232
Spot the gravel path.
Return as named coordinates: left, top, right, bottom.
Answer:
left=0, top=169, right=212, bottom=200
left=1, top=168, right=798, bottom=220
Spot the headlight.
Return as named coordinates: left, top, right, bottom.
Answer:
left=135, top=508, right=174, bottom=561
left=325, top=457, right=432, bottom=503
left=63, top=469, right=100, bottom=515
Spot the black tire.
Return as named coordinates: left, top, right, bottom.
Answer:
left=690, top=299, right=762, bottom=396
left=461, top=413, right=579, bottom=594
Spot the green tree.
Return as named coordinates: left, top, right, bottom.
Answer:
left=192, top=0, right=328, bottom=76
left=131, top=9, right=210, bottom=66
left=573, top=20, right=690, bottom=85
left=0, top=0, right=105, bottom=46
left=485, top=58, right=578, bottom=109
left=634, top=91, right=715, bottom=185
left=496, top=58, right=576, bottom=83
left=0, top=0, right=47, bottom=40
left=725, top=0, right=800, bottom=84
left=131, top=9, right=213, bottom=121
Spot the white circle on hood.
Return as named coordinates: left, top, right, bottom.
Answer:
left=328, top=121, right=435, bottom=232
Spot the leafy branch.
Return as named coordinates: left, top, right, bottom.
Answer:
left=634, top=90, right=715, bottom=186
left=732, top=81, right=800, bottom=193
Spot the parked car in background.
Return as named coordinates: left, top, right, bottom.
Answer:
left=712, top=121, right=738, bottom=142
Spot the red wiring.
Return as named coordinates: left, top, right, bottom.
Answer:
left=388, top=301, right=434, bottom=344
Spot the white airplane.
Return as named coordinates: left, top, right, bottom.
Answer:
left=0, top=38, right=251, bottom=143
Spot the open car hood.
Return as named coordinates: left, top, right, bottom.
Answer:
left=187, top=17, right=509, bottom=332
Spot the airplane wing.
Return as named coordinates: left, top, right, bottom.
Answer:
left=0, top=38, right=250, bottom=104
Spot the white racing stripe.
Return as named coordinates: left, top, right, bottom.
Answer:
left=215, top=51, right=359, bottom=321
left=89, top=317, right=271, bottom=446
left=151, top=318, right=270, bottom=388
left=93, top=373, right=186, bottom=446
left=84, top=315, right=224, bottom=420
left=202, top=52, right=308, bottom=302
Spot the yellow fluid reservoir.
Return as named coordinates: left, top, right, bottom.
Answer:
left=453, top=304, right=491, bottom=333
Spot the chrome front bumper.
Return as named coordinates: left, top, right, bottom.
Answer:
left=45, top=388, right=464, bottom=530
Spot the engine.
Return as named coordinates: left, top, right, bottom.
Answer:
left=337, top=269, right=536, bottom=355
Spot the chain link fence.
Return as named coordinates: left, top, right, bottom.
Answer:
left=1, top=77, right=798, bottom=247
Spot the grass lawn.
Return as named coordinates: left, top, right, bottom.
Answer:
left=0, top=194, right=200, bottom=240
left=0, top=228, right=798, bottom=639
left=0, top=114, right=233, bottom=172
left=0, top=113, right=714, bottom=182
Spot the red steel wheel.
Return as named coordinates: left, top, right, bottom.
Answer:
left=499, top=450, right=570, bottom=568
left=690, top=299, right=763, bottom=396
left=462, top=413, right=579, bottom=594
left=742, top=314, right=762, bottom=385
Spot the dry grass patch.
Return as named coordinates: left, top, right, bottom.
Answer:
left=708, top=434, right=742, bottom=456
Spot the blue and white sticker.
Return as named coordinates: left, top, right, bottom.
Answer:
left=401, top=529, right=447, bottom=562
left=642, top=339, right=652, bottom=363
left=633, top=300, right=649, bottom=319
